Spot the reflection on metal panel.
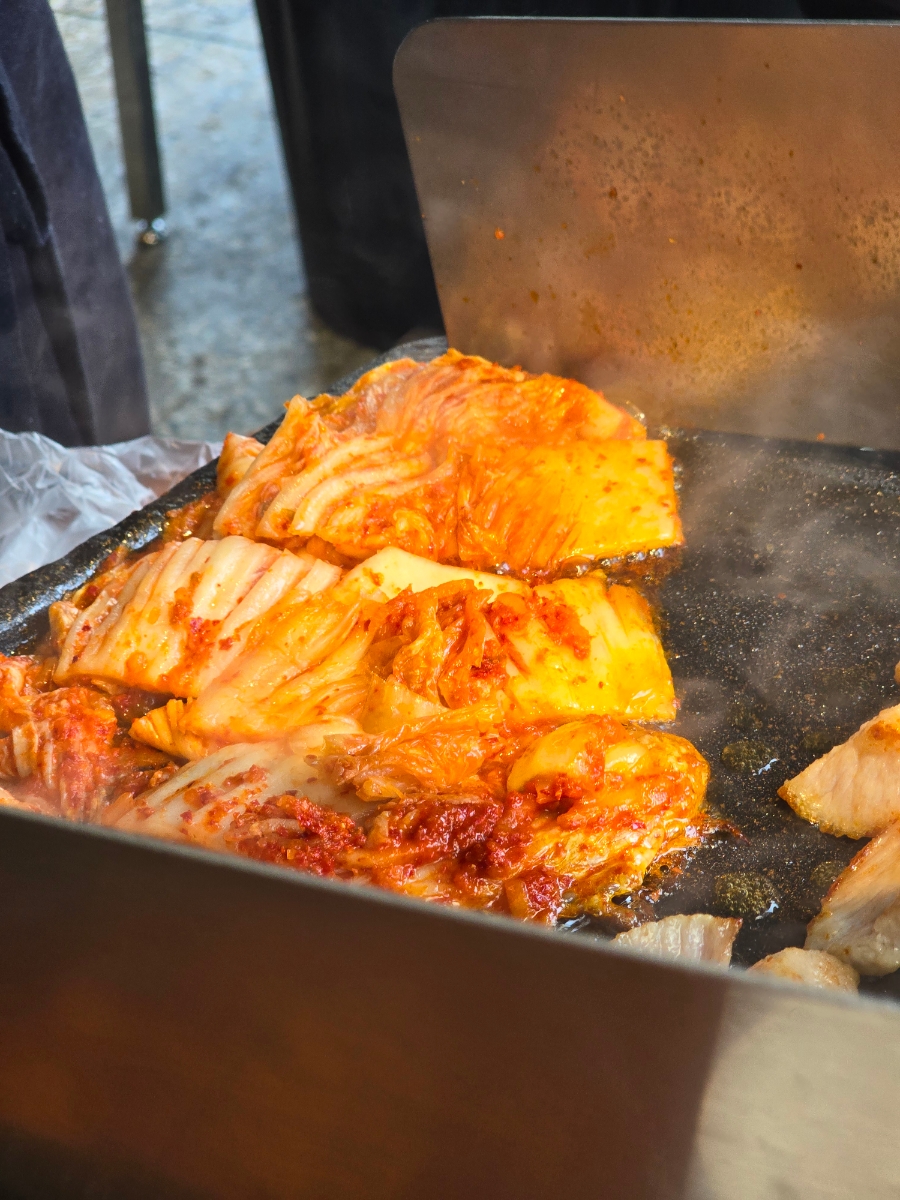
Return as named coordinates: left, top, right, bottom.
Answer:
left=0, top=810, right=720, bottom=1198
left=688, top=983, right=900, bottom=1199
left=0, top=809, right=899, bottom=1197
left=395, top=19, right=900, bottom=447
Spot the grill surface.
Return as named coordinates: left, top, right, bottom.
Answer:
left=642, top=431, right=900, bottom=999
left=0, top=340, right=897, bottom=996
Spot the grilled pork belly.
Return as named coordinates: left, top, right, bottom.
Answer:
left=748, top=947, right=859, bottom=991
left=128, top=556, right=675, bottom=757
left=54, top=536, right=340, bottom=697
left=213, top=351, right=679, bottom=576
left=780, top=703, right=900, bottom=838
left=112, top=713, right=709, bottom=923
left=612, top=914, right=740, bottom=964
left=806, top=820, right=900, bottom=975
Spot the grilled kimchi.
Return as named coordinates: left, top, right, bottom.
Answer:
left=214, top=350, right=681, bottom=576
left=0, top=349, right=710, bottom=926
left=108, top=715, right=709, bottom=923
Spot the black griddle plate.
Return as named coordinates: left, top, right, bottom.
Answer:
left=0, top=340, right=897, bottom=997
left=646, top=430, right=900, bottom=1000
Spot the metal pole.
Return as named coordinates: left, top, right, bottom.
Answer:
left=103, top=0, right=166, bottom=242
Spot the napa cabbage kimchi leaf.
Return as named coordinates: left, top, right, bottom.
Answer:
left=128, top=552, right=674, bottom=757
left=212, top=350, right=677, bottom=576
left=111, top=712, right=709, bottom=924
left=53, top=536, right=341, bottom=696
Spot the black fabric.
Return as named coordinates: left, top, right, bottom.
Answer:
left=255, top=0, right=802, bottom=350
left=0, top=0, right=150, bottom=444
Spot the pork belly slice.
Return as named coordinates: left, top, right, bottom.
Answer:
left=779, top=703, right=900, bottom=838
left=613, top=914, right=740, bottom=965
left=110, top=722, right=364, bottom=859
left=748, top=947, right=859, bottom=991
left=133, top=555, right=674, bottom=757
left=54, top=536, right=340, bottom=697
left=806, top=820, right=900, bottom=975
left=458, top=440, right=682, bottom=578
left=0, top=686, right=169, bottom=821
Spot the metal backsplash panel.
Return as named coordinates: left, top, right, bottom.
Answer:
left=395, top=19, right=900, bottom=448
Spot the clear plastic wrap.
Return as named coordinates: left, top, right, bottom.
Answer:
left=0, top=430, right=221, bottom=588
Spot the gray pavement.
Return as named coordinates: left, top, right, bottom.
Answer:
left=51, top=0, right=374, bottom=440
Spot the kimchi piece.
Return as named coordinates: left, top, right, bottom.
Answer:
left=458, top=440, right=681, bottom=577
left=109, top=722, right=365, bottom=865
left=212, top=350, right=680, bottom=577
left=54, top=535, right=341, bottom=697
left=126, top=550, right=675, bottom=758
left=161, top=432, right=266, bottom=543
left=109, top=713, right=710, bottom=924
left=0, top=674, right=170, bottom=821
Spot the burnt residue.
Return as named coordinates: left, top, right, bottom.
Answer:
left=720, top=740, right=779, bottom=776
left=712, top=871, right=781, bottom=921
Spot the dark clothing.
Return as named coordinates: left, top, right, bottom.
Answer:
left=0, top=0, right=150, bottom=445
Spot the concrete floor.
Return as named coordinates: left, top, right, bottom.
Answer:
left=51, top=0, right=375, bottom=441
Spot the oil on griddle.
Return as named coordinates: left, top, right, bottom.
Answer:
left=574, top=430, right=900, bottom=1000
